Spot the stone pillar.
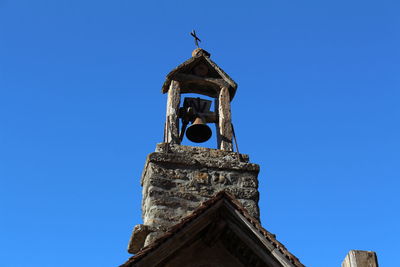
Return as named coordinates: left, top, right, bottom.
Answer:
left=165, top=80, right=180, bottom=144
left=218, top=86, right=233, bottom=151
left=342, top=250, right=378, bottom=267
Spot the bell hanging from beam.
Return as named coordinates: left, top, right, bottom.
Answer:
left=179, top=97, right=215, bottom=144
left=186, top=117, right=212, bottom=143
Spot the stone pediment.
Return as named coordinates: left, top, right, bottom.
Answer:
left=121, top=191, right=304, bottom=267
left=161, top=49, right=238, bottom=101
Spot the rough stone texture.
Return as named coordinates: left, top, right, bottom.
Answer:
left=218, top=86, right=233, bottom=151
left=131, top=143, right=260, bottom=249
left=342, top=250, right=379, bottom=267
left=127, top=224, right=155, bottom=254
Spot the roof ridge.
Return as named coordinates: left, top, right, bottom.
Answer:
left=121, top=190, right=305, bottom=267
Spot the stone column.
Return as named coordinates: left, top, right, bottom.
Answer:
left=165, top=80, right=180, bottom=144
left=342, top=250, right=378, bottom=267
left=218, top=86, right=233, bottom=151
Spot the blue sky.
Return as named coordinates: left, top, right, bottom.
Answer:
left=1, top=0, right=399, bottom=266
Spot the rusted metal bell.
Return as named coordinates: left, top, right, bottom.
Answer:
left=186, top=117, right=212, bottom=143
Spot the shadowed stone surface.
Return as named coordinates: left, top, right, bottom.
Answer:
left=128, top=143, right=261, bottom=252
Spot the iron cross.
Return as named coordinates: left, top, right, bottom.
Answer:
left=190, top=30, right=201, bottom=48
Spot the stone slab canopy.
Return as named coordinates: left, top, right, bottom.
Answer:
left=161, top=48, right=237, bottom=100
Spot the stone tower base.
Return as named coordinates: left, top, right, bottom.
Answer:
left=128, top=143, right=260, bottom=253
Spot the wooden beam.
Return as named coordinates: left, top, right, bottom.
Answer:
left=218, top=86, right=233, bottom=151
left=342, top=250, right=378, bottom=267
left=224, top=219, right=286, bottom=267
left=173, top=73, right=229, bottom=89
left=165, top=80, right=180, bottom=145
left=135, top=201, right=225, bottom=267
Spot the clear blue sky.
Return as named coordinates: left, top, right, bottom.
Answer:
left=1, top=0, right=399, bottom=266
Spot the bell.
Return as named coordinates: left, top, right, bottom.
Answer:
left=186, top=117, right=212, bottom=143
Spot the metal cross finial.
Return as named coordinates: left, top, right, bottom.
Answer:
left=190, top=30, right=201, bottom=48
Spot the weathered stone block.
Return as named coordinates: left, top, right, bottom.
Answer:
left=132, top=143, right=261, bottom=252
left=127, top=224, right=155, bottom=254
left=342, top=250, right=378, bottom=267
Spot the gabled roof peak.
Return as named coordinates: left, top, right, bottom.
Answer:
left=121, top=191, right=305, bottom=267
left=161, top=50, right=238, bottom=101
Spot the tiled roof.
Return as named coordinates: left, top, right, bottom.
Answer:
left=121, top=191, right=305, bottom=267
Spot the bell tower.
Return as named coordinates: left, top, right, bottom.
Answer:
left=126, top=47, right=261, bottom=254
left=163, top=47, right=237, bottom=151
left=121, top=36, right=308, bottom=266
left=120, top=37, right=377, bottom=267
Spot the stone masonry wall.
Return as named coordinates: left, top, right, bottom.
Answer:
left=128, top=143, right=260, bottom=253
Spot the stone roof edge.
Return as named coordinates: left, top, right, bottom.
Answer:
left=121, top=191, right=304, bottom=267
left=224, top=193, right=305, bottom=267
left=155, top=143, right=250, bottom=162
left=161, top=56, right=198, bottom=93
left=161, top=55, right=237, bottom=97
left=146, top=152, right=260, bottom=172
left=204, top=56, right=237, bottom=90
